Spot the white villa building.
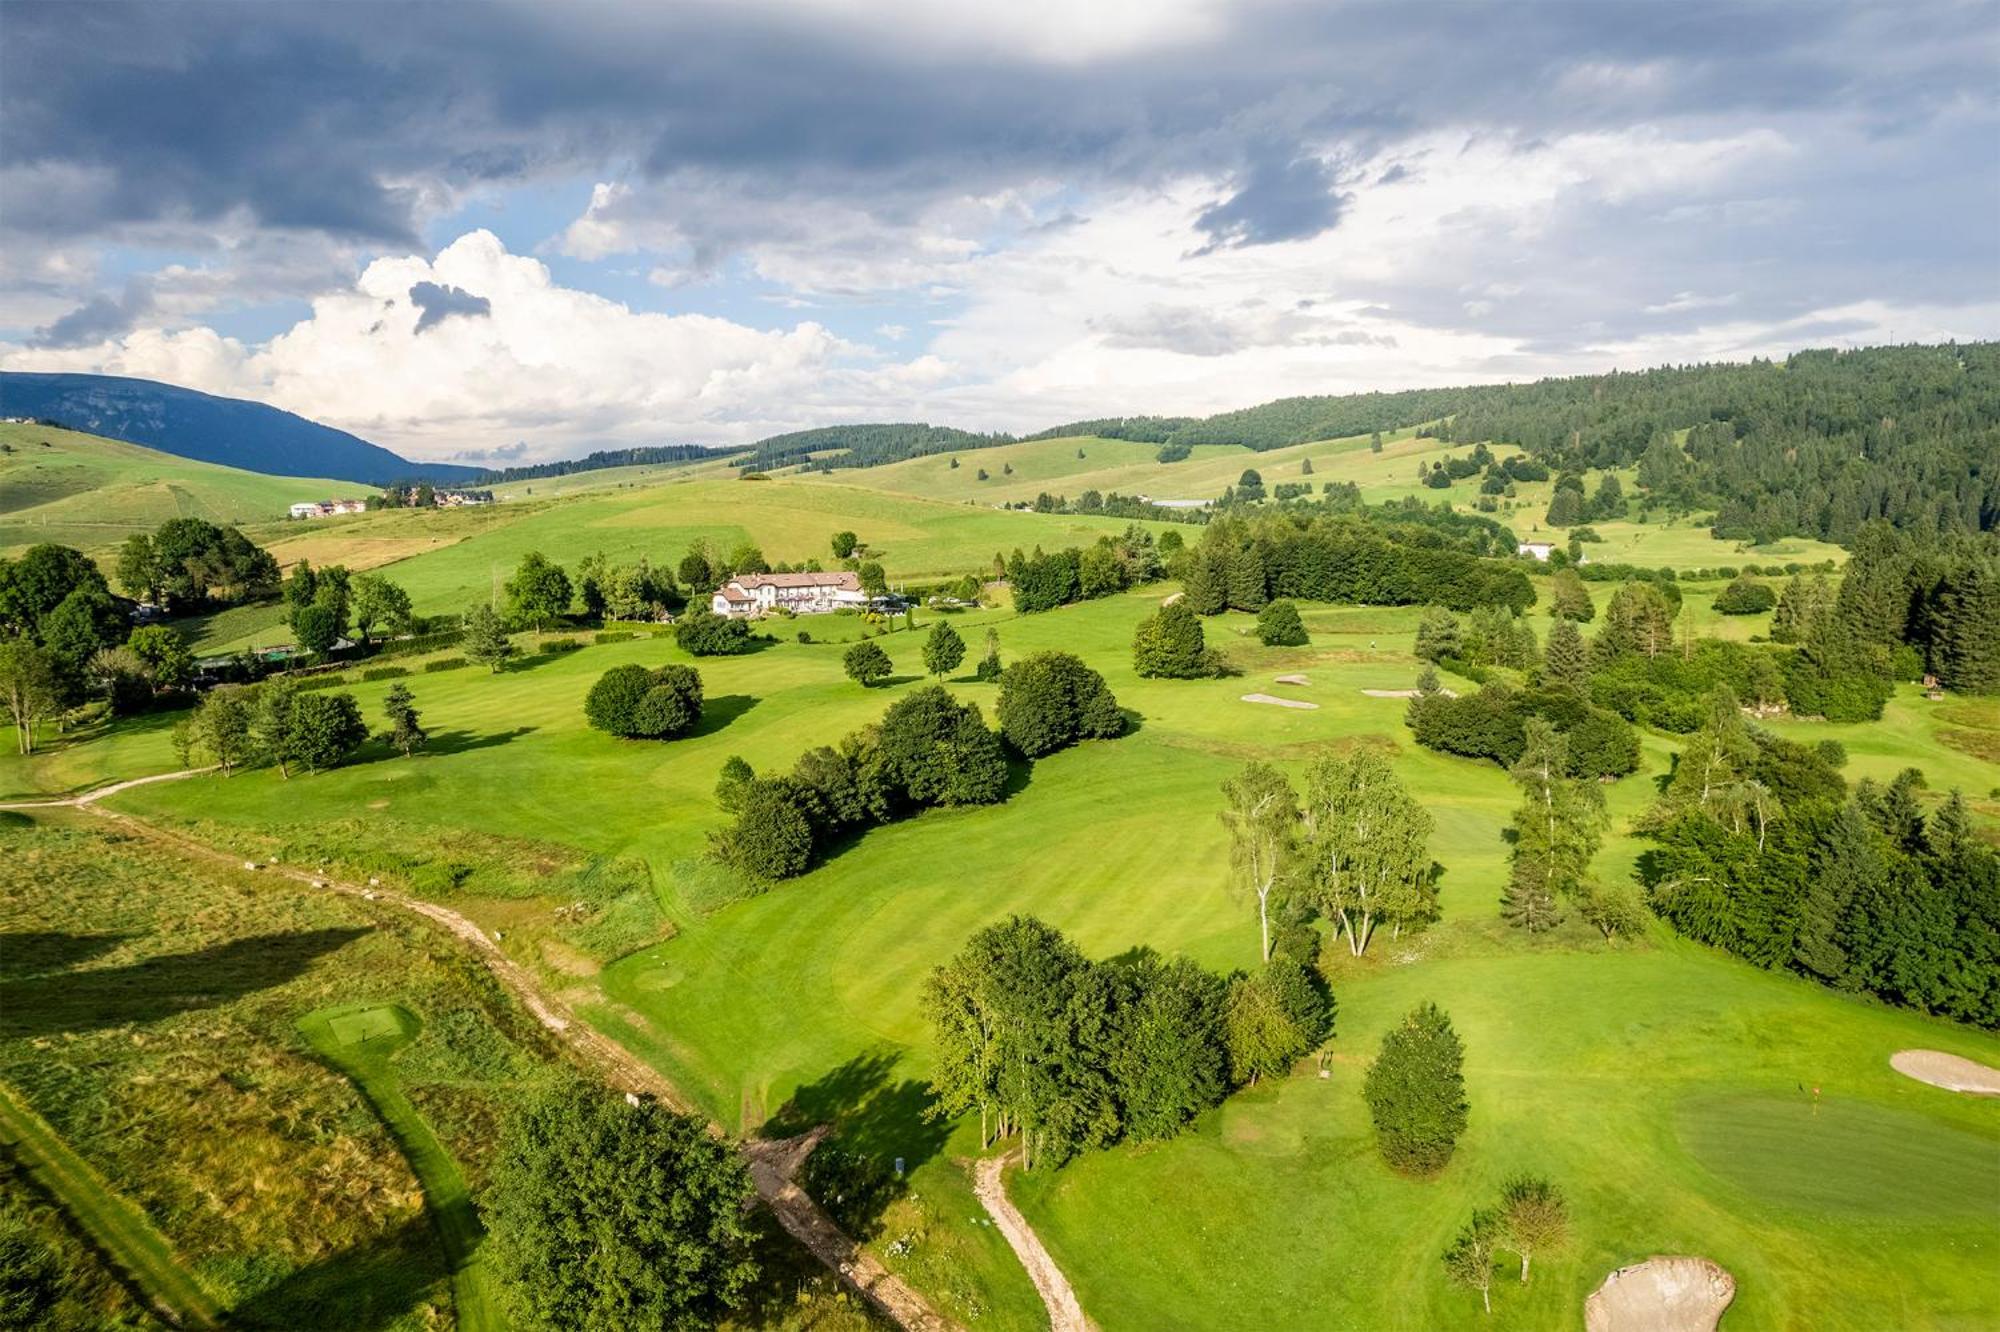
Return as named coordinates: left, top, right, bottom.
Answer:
left=1517, top=541, right=1556, bottom=561
left=711, top=571, right=868, bottom=616
left=290, top=498, right=368, bottom=519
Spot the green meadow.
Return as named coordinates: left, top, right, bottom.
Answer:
left=0, top=422, right=367, bottom=560
left=92, top=586, right=2000, bottom=1329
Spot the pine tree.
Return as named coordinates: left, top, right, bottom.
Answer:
left=1548, top=567, right=1594, bottom=622
left=1935, top=559, right=2000, bottom=693
left=1227, top=545, right=1268, bottom=612
left=1542, top=619, right=1589, bottom=693
left=382, top=682, right=427, bottom=756
left=463, top=604, right=516, bottom=673
left=1363, top=1001, right=1468, bottom=1174
left=1504, top=721, right=1606, bottom=932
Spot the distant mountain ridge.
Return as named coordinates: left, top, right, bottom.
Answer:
left=0, top=372, right=481, bottom=485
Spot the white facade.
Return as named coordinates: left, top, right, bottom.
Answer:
left=1518, top=541, right=1555, bottom=561
left=711, top=571, right=868, bottom=617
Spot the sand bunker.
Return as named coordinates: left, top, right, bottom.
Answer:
left=1361, top=687, right=1458, bottom=699
left=1241, top=693, right=1319, bottom=710
left=1275, top=673, right=1311, bottom=686
left=1891, top=1049, right=2000, bottom=1095
left=1585, top=1257, right=1735, bottom=1332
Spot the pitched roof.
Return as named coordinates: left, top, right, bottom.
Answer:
left=728, top=571, right=862, bottom=592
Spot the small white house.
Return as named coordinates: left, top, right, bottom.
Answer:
left=711, top=571, right=868, bottom=617
left=1518, top=541, right=1556, bottom=561
left=290, top=498, right=367, bottom=519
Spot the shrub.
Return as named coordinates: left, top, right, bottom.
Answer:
left=540, top=636, right=583, bottom=654
left=1256, top=599, right=1308, bottom=646
left=674, top=608, right=754, bottom=657
left=1713, top=576, right=1777, bottom=615
left=1363, top=1001, right=1468, bottom=1175
left=585, top=663, right=705, bottom=739
left=424, top=656, right=468, bottom=673
left=716, top=778, right=818, bottom=879
left=360, top=665, right=410, bottom=681
left=995, top=652, right=1124, bottom=757
left=593, top=631, right=636, bottom=645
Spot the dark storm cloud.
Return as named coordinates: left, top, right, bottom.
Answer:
left=409, top=281, right=492, bottom=334
left=1, top=0, right=1995, bottom=355
left=1193, top=154, right=1347, bottom=252
left=6, top=0, right=1992, bottom=249
left=31, top=280, right=153, bottom=348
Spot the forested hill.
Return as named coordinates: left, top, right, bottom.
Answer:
left=472, top=444, right=744, bottom=484
left=751, top=343, right=1997, bottom=548
left=740, top=423, right=1010, bottom=472
left=0, top=372, right=481, bottom=485
left=1433, top=344, right=2000, bottom=544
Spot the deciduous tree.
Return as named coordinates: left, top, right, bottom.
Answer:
left=1363, top=1001, right=1469, bottom=1175
left=843, top=639, right=892, bottom=687
left=485, top=1081, right=757, bottom=1331
left=922, top=619, right=965, bottom=678
left=1219, top=762, right=1298, bottom=961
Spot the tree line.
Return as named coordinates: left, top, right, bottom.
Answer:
left=712, top=653, right=1123, bottom=880
left=1640, top=698, right=1999, bottom=1026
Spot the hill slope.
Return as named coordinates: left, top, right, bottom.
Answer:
left=0, top=372, right=478, bottom=485
left=0, top=421, right=367, bottom=557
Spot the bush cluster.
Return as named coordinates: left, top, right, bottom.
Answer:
left=1406, top=683, right=1640, bottom=778
left=995, top=652, right=1123, bottom=757
left=674, top=608, right=755, bottom=656
left=712, top=685, right=1010, bottom=879
left=585, top=663, right=705, bottom=740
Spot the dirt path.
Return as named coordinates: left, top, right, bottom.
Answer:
left=0, top=1082, right=224, bottom=1329
left=0, top=765, right=216, bottom=810
left=973, top=1154, right=1092, bottom=1332
left=64, top=801, right=959, bottom=1332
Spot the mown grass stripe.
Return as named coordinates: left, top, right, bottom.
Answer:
left=0, top=1081, right=224, bottom=1329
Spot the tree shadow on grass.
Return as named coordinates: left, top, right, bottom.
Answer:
left=690, top=694, right=758, bottom=738
left=227, top=1213, right=444, bottom=1330
left=760, top=1048, right=954, bottom=1241
left=422, top=726, right=537, bottom=758
left=0, top=932, right=130, bottom=979
left=0, top=928, right=370, bottom=1039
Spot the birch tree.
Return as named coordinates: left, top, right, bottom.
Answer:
left=1300, top=750, right=1435, bottom=955
left=1219, top=762, right=1299, bottom=961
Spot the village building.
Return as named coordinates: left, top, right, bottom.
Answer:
left=710, top=571, right=868, bottom=617
left=289, top=498, right=368, bottom=519
left=1517, top=541, right=1556, bottom=561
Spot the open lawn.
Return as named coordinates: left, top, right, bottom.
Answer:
left=100, top=586, right=2000, bottom=1328
left=0, top=423, right=365, bottom=560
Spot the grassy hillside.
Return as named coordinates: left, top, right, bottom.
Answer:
left=0, top=422, right=367, bottom=559
left=102, top=587, right=2000, bottom=1330
left=187, top=476, right=1179, bottom=652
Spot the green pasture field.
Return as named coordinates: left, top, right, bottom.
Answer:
left=98, top=586, right=2000, bottom=1328
left=184, top=475, right=1180, bottom=652
left=0, top=423, right=366, bottom=560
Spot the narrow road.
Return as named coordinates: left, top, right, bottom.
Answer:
left=64, top=798, right=960, bottom=1332
left=0, top=765, right=216, bottom=810
left=0, top=1082, right=224, bottom=1329
left=973, top=1154, right=1093, bottom=1332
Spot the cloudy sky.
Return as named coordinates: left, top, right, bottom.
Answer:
left=3, top=1, right=1996, bottom=463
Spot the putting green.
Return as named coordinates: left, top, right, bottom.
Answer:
left=327, top=1005, right=412, bottom=1048
left=1674, top=1094, right=2000, bottom=1218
